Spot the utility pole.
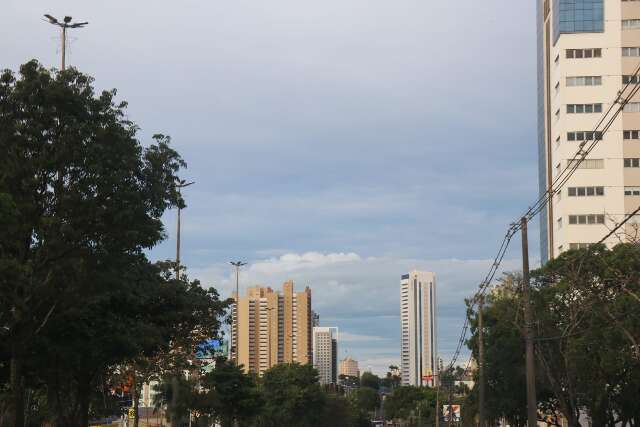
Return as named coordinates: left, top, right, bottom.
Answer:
left=175, top=181, right=194, bottom=280
left=230, top=260, right=247, bottom=367
left=435, top=369, right=440, bottom=427
left=43, top=15, right=88, bottom=70
left=520, top=217, right=538, bottom=427
left=478, top=296, right=485, bottom=427
left=447, top=384, right=454, bottom=427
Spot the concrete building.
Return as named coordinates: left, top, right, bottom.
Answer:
left=537, top=0, right=640, bottom=263
left=231, top=281, right=312, bottom=375
left=313, top=327, right=338, bottom=385
left=400, top=271, right=437, bottom=387
left=339, top=356, right=360, bottom=378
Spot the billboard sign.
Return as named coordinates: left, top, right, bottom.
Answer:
left=442, top=405, right=461, bottom=422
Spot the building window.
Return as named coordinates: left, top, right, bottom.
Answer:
left=569, top=214, right=605, bottom=225
left=554, top=0, right=604, bottom=42
left=625, top=186, right=640, bottom=196
left=623, top=47, right=640, bottom=56
left=570, top=243, right=592, bottom=250
left=623, top=75, right=640, bottom=84
left=624, top=102, right=640, bottom=113
left=566, top=48, right=602, bottom=58
left=557, top=217, right=563, bottom=228
left=566, top=76, right=602, bottom=86
left=566, top=131, right=603, bottom=141
left=567, top=103, right=603, bottom=114
left=622, top=19, right=640, bottom=30
left=568, top=186, right=605, bottom=196
left=567, top=159, right=604, bottom=169
left=624, top=158, right=640, bottom=167
left=624, top=130, right=640, bottom=139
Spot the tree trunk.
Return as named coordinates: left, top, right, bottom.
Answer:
left=79, top=382, right=90, bottom=427
left=10, top=342, right=24, bottom=427
left=133, top=371, right=140, bottom=427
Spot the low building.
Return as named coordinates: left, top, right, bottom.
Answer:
left=340, top=356, right=359, bottom=378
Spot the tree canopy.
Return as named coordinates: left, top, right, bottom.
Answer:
left=463, top=244, right=640, bottom=427
left=0, top=61, right=228, bottom=427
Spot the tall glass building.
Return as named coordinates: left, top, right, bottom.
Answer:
left=537, top=0, right=640, bottom=263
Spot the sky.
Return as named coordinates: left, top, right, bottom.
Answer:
left=3, top=0, right=539, bottom=375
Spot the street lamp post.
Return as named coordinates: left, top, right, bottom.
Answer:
left=175, top=181, right=194, bottom=281
left=43, top=14, right=88, bottom=70
left=230, top=261, right=247, bottom=366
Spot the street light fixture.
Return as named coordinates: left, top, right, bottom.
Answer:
left=43, top=14, right=88, bottom=70
left=175, top=180, right=195, bottom=281
left=230, top=261, right=247, bottom=366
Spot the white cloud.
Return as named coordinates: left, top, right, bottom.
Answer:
left=250, top=251, right=361, bottom=275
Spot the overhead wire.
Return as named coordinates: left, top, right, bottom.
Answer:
left=444, top=61, right=640, bottom=371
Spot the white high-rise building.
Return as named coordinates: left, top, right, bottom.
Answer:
left=537, top=0, right=640, bottom=263
left=313, top=327, right=338, bottom=385
left=400, top=271, right=437, bottom=387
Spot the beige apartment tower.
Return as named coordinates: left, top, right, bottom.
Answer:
left=537, top=0, right=640, bottom=262
left=231, top=281, right=312, bottom=375
left=339, top=356, right=360, bottom=378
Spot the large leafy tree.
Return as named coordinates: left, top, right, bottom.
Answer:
left=383, top=386, right=436, bottom=424
left=0, top=61, right=207, bottom=427
left=464, top=274, right=530, bottom=427
left=531, top=244, right=640, bottom=426
left=463, top=245, right=640, bottom=427
left=352, top=386, right=380, bottom=414
left=196, top=357, right=263, bottom=427
left=259, top=363, right=326, bottom=427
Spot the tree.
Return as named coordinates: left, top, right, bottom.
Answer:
left=320, top=394, right=369, bottom=427
left=464, top=273, right=530, bottom=427
left=0, top=61, right=229, bottom=427
left=197, top=357, right=263, bottom=427
left=463, top=246, right=640, bottom=427
left=359, top=372, right=380, bottom=391
left=531, top=244, right=640, bottom=426
left=353, top=386, right=380, bottom=414
left=384, top=386, right=436, bottom=424
left=259, top=363, right=326, bottom=427
left=382, top=366, right=401, bottom=389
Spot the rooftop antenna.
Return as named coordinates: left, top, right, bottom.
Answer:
left=43, top=14, right=88, bottom=70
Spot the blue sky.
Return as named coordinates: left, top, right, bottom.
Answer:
left=4, top=0, right=539, bottom=374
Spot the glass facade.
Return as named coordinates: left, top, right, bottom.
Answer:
left=537, top=0, right=549, bottom=264
left=553, top=0, right=604, bottom=43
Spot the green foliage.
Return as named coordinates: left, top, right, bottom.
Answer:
left=320, top=394, right=369, bottom=427
left=198, top=357, right=263, bottom=426
left=464, top=273, right=529, bottom=427
left=384, top=386, right=436, bottom=423
left=381, top=365, right=401, bottom=389
left=464, top=245, right=640, bottom=427
left=259, top=363, right=326, bottom=427
left=359, top=372, right=380, bottom=390
left=353, top=386, right=380, bottom=413
left=0, top=61, right=228, bottom=426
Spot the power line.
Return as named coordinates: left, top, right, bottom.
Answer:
left=445, top=60, right=640, bottom=373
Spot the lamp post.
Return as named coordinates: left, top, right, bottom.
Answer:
left=230, top=261, right=247, bottom=366
left=175, top=180, right=194, bottom=280
left=43, top=14, right=88, bottom=70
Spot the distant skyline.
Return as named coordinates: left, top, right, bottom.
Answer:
left=3, top=0, right=538, bottom=375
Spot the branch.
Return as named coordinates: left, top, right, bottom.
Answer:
left=34, top=303, right=56, bottom=335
